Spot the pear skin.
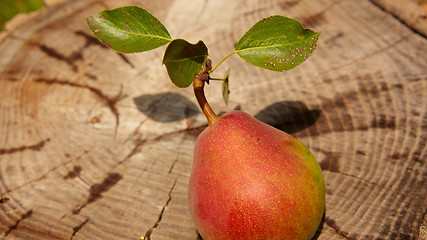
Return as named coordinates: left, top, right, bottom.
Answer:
left=189, top=110, right=325, bottom=240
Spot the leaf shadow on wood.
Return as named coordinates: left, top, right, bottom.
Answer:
left=133, top=92, right=200, bottom=122
left=254, top=101, right=321, bottom=134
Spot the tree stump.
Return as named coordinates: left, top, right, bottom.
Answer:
left=0, top=0, right=426, bottom=239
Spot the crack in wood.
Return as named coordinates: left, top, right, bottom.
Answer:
left=293, top=78, right=404, bottom=139
left=39, top=44, right=82, bottom=72
left=69, top=218, right=89, bottom=240
left=63, top=166, right=82, bottom=180
left=324, top=217, right=356, bottom=240
left=324, top=33, right=412, bottom=74
left=0, top=157, right=74, bottom=196
left=368, top=0, right=427, bottom=38
left=0, top=138, right=50, bottom=156
left=121, top=138, right=147, bottom=165
left=143, top=179, right=177, bottom=240
left=103, top=135, right=154, bottom=174
left=329, top=169, right=384, bottom=189
left=2, top=209, right=66, bottom=239
left=75, top=30, right=109, bottom=50
left=33, top=78, right=125, bottom=134
left=0, top=195, right=9, bottom=204
left=71, top=172, right=123, bottom=215
left=168, top=155, right=179, bottom=174
left=318, top=149, right=341, bottom=173
left=63, top=152, right=91, bottom=188
left=4, top=209, right=33, bottom=237
left=299, top=0, right=341, bottom=28
left=182, top=125, right=208, bottom=138
left=37, top=30, right=135, bottom=75
left=279, top=0, right=299, bottom=9
left=116, top=52, right=135, bottom=69
left=254, top=74, right=405, bottom=140
left=314, top=147, right=425, bottom=201
left=318, top=148, right=393, bottom=190
left=116, top=124, right=208, bottom=170
left=75, top=30, right=135, bottom=69
left=90, top=173, right=122, bottom=201
left=125, top=118, right=149, bottom=142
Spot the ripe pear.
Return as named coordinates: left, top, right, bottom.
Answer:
left=188, top=110, right=325, bottom=240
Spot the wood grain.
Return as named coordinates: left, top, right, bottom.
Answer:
left=0, top=0, right=426, bottom=239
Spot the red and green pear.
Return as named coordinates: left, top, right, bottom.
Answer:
left=188, top=110, right=325, bottom=240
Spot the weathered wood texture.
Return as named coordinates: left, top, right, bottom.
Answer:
left=0, top=0, right=426, bottom=239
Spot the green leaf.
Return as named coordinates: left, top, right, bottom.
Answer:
left=0, top=0, right=44, bottom=31
left=163, top=39, right=208, bottom=88
left=86, top=6, right=172, bottom=53
left=235, top=16, right=320, bottom=72
left=222, top=68, right=230, bottom=105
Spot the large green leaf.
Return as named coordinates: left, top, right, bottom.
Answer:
left=235, top=16, right=320, bottom=72
left=86, top=6, right=172, bottom=53
left=163, top=39, right=208, bottom=88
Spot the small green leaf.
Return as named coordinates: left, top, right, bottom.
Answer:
left=222, top=68, right=230, bottom=105
left=86, top=6, right=172, bottom=53
left=235, top=16, right=320, bottom=71
left=163, top=39, right=208, bottom=88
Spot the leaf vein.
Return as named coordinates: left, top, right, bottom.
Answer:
left=102, top=20, right=172, bottom=42
left=164, top=54, right=208, bottom=63
left=235, top=39, right=314, bottom=53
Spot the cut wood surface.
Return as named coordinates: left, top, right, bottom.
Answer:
left=0, top=0, right=426, bottom=239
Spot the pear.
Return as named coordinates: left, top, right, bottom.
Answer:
left=188, top=110, right=325, bottom=240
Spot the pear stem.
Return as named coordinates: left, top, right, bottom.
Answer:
left=193, top=70, right=219, bottom=126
